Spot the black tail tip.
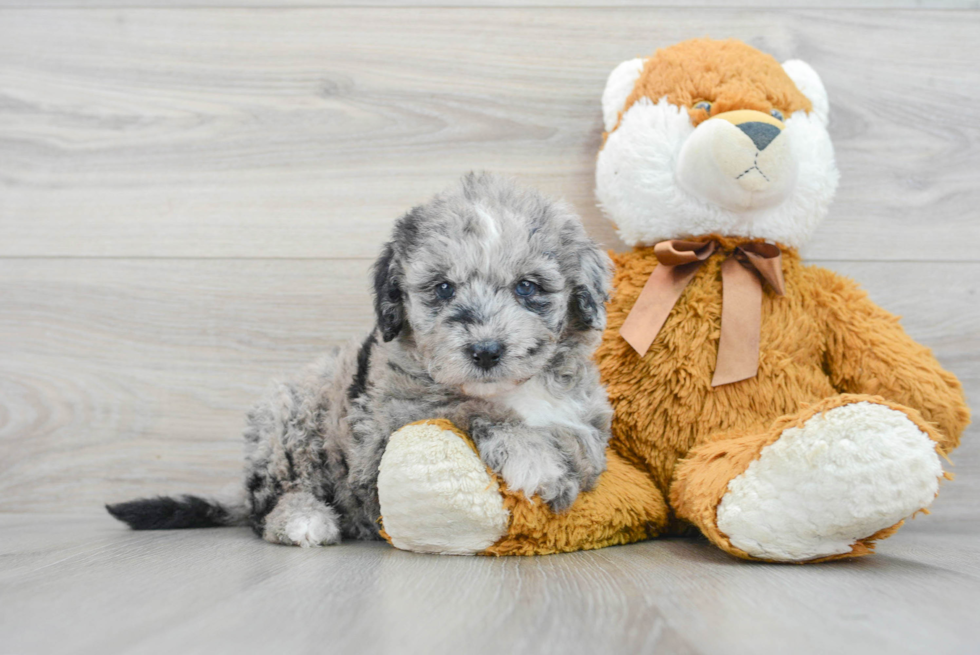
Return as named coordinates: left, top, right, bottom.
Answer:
left=106, top=496, right=229, bottom=530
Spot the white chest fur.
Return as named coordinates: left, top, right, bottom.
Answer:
left=496, top=378, right=582, bottom=429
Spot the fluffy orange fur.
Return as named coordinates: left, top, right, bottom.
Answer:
left=609, top=38, right=812, bottom=136
left=600, top=239, right=968, bottom=483
left=478, top=241, right=968, bottom=559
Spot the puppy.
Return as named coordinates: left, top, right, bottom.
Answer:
left=107, top=173, right=614, bottom=547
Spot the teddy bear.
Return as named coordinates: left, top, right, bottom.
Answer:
left=375, top=38, right=971, bottom=562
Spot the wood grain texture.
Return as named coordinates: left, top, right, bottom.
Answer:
left=1, top=1, right=977, bottom=7
left=0, top=259, right=375, bottom=511
left=1, top=258, right=976, bottom=520
left=1, top=8, right=979, bottom=260
left=1, top=514, right=978, bottom=655
left=0, top=8, right=977, bottom=652
left=0, top=0, right=976, bottom=566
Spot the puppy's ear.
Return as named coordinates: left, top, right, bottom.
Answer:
left=372, top=241, right=405, bottom=342
left=562, top=223, right=613, bottom=333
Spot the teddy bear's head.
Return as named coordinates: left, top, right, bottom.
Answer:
left=596, top=38, right=839, bottom=249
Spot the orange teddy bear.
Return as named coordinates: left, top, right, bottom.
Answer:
left=376, top=38, right=970, bottom=562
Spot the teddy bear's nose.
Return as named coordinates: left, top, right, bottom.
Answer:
left=737, top=122, right=782, bottom=151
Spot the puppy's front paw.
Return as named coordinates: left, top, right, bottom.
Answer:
left=485, top=441, right=579, bottom=513
left=538, top=476, right=581, bottom=513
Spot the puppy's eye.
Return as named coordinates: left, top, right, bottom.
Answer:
left=434, top=282, right=455, bottom=300
left=515, top=280, right=539, bottom=297
left=693, top=101, right=712, bottom=115
left=770, top=108, right=784, bottom=121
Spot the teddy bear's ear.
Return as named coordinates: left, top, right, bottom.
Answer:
left=602, top=58, right=645, bottom=132
left=782, top=59, right=829, bottom=126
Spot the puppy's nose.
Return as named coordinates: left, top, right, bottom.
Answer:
left=737, top=122, right=781, bottom=151
left=467, top=341, right=505, bottom=370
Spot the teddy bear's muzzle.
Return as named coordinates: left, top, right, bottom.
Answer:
left=676, top=109, right=798, bottom=212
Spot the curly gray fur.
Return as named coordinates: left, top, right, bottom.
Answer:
left=109, top=172, right=614, bottom=547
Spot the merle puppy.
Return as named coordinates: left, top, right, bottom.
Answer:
left=108, top=173, right=614, bottom=547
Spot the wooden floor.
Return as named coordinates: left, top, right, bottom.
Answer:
left=1, top=0, right=979, bottom=653
left=1, top=514, right=978, bottom=655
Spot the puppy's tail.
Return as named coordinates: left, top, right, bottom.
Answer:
left=106, top=491, right=247, bottom=530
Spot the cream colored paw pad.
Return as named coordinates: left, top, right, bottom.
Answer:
left=716, top=402, right=943, bottom=561
left=378, top=422, right=510, bottom=555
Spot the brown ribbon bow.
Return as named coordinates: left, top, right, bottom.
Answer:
left=619, top=239, right=786, bottom=387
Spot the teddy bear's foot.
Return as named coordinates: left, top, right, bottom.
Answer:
left=377, top=420, right=510, bottom=555
left=715, top=401, right=944, bottom=562
left=378, top=419, right=671, bottom=556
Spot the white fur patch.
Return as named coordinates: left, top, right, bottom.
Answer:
left=284, top=514, right=338, bottom=548
left=460, top=380, right=520, bottom=398
left=378, top=423, right=510, bottom=555
left=475, top=203, right=501, bottom=242
left=596, top=97, right=838, bottom=249
left=498, top=378, right=582, bottom=429
left=262, top=491, right=341, bottom=548
left=716, top=402, right=943, bottom=561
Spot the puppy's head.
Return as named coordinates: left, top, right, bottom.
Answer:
left=373, top=172, right=611, bottom=396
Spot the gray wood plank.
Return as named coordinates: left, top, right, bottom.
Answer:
left=0, top=516, right=349, bottom=655
left=1, top=1, right=976, bottom=7
left=0, top=514, right=977, bottom=655
left=0, top=259, right=376, bottom=512
left=1, top=9, right=979, bottom=260
left=1, top=258, right=976, bottom=518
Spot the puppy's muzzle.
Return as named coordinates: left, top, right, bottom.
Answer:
left=676, top=109, right=798, bottom=212
left=467, top=340, right=505, bottom=370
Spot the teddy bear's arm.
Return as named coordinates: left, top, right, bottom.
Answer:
left=817, top=268, right=970, bottom=453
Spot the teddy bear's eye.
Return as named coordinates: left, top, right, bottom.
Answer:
left=693, top=101, right=712, bottom=115
left=770, top=108, right=784, bottom=121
